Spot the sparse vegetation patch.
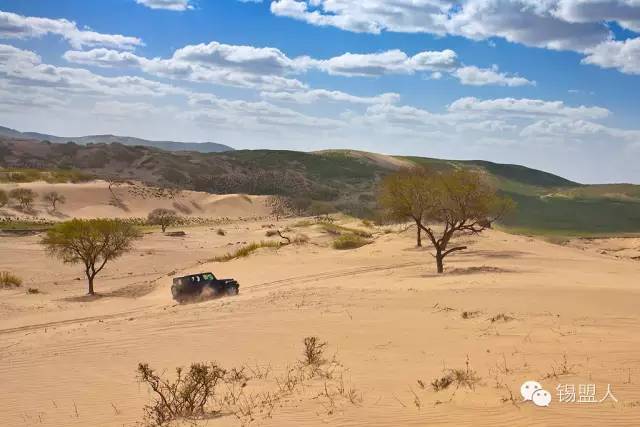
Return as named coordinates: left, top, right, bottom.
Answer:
left=212, top=241, right=282, bottom=262
left=332, top=234, right=371, bottom=250
left=0, top=271, right=22, bottom=288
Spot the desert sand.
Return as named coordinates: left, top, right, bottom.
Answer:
left=1, top=183, right=640, bottom=426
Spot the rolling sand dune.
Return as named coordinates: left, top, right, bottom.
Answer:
left=0, top=181, right=269, bottom=220
left=2, top=211, right=640, bottom=426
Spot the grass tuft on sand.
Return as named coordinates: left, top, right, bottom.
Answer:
left=321, top=223, right=372, bottom=238
left=211, top=241, right=282, bottom=262
left=0, top=271, right=22, bottom=288
left=332, top=234, right=370, bottom=250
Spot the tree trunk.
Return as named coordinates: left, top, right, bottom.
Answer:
left=415, top=222, right=422, bottom=247
left=162, top=224, right=167, bottom=232
left=435, top=250, right=444, bottom=274
left=87, top=275, right=95, bottom=295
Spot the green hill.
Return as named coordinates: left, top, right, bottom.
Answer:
left=1, top=139, right=639, bottom=235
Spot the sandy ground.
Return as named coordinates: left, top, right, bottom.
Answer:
left=1, top=189, right=640, bottom=426
left=0, top=180, right=270, bottom=220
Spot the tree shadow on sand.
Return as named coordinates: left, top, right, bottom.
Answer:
left=60, top=281, right=158, bottom=302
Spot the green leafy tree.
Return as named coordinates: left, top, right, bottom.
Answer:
left=379, top=168, right=514, bottom=273
left=41, top=219, right=142, bottom=295
left=147, top=208, right=179, bottom=232
left=378, top=167, right=434, bottom=247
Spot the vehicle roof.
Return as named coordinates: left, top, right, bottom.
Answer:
left=176, top=272, right=215, bottom=279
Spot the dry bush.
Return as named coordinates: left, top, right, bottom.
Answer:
left=490, top=313, right=515, bottom=323
left=137, top=362, right=226, bottom=426
left=212, top=241, right=281, bottom=262
left=216, top=228, right=226, bottom=236
left=0, top=271, right=22, bottom=288
left=27, top=287, right=40, bottom=294
left=321, top=223, right=372, bottom=238
left=543, top=354, right=575, bottom=379
left=265, top=229, right=279, bottom=237
left=302, top=336, right=327, bottom=366
left=461, top=310, right=481, bottom=319
left=332, top=234, right=370, bottom=250
left=292, top=233, right=309, bottom=244
left=432, top=357, right=480, bottom=391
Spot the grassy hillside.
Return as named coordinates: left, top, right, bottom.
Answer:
left=1, top=138, right=639, bottom=235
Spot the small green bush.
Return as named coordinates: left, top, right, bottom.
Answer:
left=332, top=234, right=370, bottom=250
left=0, top=271, right=23, bottom=288
left=321, top=223, right=372, bottom=238
left=212, top=241, right=281, bottom=262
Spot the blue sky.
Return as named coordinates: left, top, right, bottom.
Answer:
left=0, top=0, right=639, bottom=183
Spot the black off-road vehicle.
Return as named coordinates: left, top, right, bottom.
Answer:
left=171, top=272, right=239, bottom=302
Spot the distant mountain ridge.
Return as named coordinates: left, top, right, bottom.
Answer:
left=0, top=125, right=234, bottom=153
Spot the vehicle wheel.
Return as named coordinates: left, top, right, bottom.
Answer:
left=227, top=286, right=239, bottom=296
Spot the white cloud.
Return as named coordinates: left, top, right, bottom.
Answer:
left=260, top=89, right=400, bottom=105
left=135, top=0, right=193, bottom=11
left=0, top=44, right=183, bottom=98
left=63, top=44, right=308, bottom=91
left=0, top=10, right=142, bottom=50
left=266, top=0, right=640, bottom=74
left=270, top=0, right=453, bottom=34
left=307, top=49, right=458, bottom=76
left=448, top=97, right=610, bottom=119
left=63, top=48, right=143, bottom=68
left=520, top=118, right=640, bottom=142
left=582, top=37, right=640, bottom=74
left=185, top=93, right=344, bottom=130
left=453, top=65, right=535, bottom=86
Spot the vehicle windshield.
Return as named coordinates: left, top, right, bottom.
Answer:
left=202, top=273, right=215, bottom=281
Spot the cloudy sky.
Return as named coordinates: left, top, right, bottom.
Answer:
left=0, top=0, right=639, bottom=183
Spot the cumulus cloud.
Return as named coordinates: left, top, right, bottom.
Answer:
left=0, top=44, right=183, bottom=98
left=453, top=65, right=535, bottom=86
left=260, top=89, right=400, bottom=105
left=448, top=97, right=610, bottom=119
left=135, top=0, right=193, bottom=11
left=0, top=10, right=142, bottom=49
left=307, top=49, right=458, bottom=76
left=63, top=43, right=308, bottom=91
left=266, top=0, right=640, bottom=73
left=185, top=93, right=344, bottom=130
left=582, top=37, right=640, bottom=74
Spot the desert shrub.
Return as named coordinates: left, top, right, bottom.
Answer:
left=265, top=229, right=279, bottom=237
left=0, top=271, right=22, bottom=288
left=9, top=188, right=36, bottom=210
left=431, top=357, right=480, bottom=391
left=216, top=228, right=226, bottom=236
left=320, top=223, right=372, bottom=238
left=302, top=336, right=327, bottom=366
left=137, top=362, right=226, bottom=426
left=490, top=313, right=515, bottom=323
left=361, top=219, right=373, bottom=228
left=332, top=234, right=370, bottom=250
left=42, top=191, right=66, bottom=211
left=212, top=241, right=281, bottom=262
left=147, top=208, right=179, bottom=232
left=27, top=287, right=39, bottom=294
left=0, top=189, right=7, bottom=207
left=461, top=311, right=481, bottom=319
left=293, top=233, right=309, bottom=244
